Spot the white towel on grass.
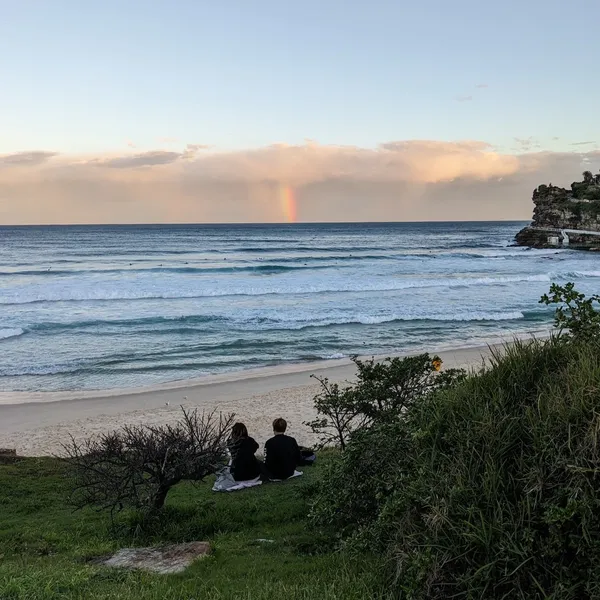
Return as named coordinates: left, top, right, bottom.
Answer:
left=212, top=467, right=262, bottom=492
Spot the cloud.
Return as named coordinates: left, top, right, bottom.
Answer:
left=0, top=151, right=58, bottom=166
left=158, top=137, right=179, bottom=144
left=475, top=83, right=489, bottom=88
left=570, top=141, right=595, bottom=146
left=182, top=144, right=212, bottom=159
left=178, top=140, right=520, bottom=185
left=126, top=140, right=136, bottom=148
left=0, top=140, right=598, bottom=225
left=456, top=95, right=473, bottom=102
left=512, top=137, right=542, bottom=152
left=97, top=151, right=182, bottom=168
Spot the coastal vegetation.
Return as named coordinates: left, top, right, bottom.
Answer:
left=576, top=171, right=600, bottom=199
left=2, top=283, right=600, bottom=598
left=64, top=409, right=234, bottom=513
left=304, top=354, right=466, bottom=450
left=307, top=283, right=600, bottom=598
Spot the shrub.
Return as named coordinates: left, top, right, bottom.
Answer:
left=309, top=419, right=412, bottom=537
left=541, top=282, right=600, bottom=341
left=305, top=354, right=465, bottom=449
left=310, top=285, right=600, bottom=598
left=572, top=182, right=589, bottom=199
left=582, top=187, right=600, bottom=201
left=63, top=408, right=234, bottom=514
left=350, top=354, right=465, bottom=421
left=304, top=377, right=367, bottom=451
left=313, top=338, right=600, bottom=598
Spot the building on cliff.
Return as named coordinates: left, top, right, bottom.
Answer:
left=515, top=170, right=600, bottom=250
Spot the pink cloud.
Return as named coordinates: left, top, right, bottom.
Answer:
left=0, top=140, right=598, bottom=225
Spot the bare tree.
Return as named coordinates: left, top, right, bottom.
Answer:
left=63, top=408, right=234, bottom=514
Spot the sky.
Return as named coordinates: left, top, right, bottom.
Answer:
left=1, top=0, right=599, bottom=224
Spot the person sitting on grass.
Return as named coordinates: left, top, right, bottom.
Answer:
left=228, top=422, right=262, bottom=482
left=264, top=418, right=303, bottom=480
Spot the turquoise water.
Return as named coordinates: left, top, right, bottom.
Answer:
left=0, top=221, right=597, bottom=391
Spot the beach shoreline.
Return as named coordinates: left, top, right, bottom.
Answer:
left=0, top=338, right=544, bottom=457
left=0, top=329, right=551, bottom=406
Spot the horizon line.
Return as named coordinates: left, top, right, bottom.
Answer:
left=0, top=218, right=530, bottom=228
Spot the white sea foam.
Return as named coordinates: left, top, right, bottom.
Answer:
left=563, top=270, right=600, bottom=278
left=0, top=273, right=555, bottom=305
left=348, top=311, right=525, bottom=324
left=231, top=310, right=527, bottom=331
left=1, top=221, right=595, bottom=392
left=0, top=328, right=24, bottom=340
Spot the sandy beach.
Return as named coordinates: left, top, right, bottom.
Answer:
left=0, top=345, right=503, bottom=456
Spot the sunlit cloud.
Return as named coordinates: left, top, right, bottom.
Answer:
left=182, top=144, right=212, bottom=158
left=0, top=140, right=598, bottom=225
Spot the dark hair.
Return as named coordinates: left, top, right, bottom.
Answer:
left=231, top=422, right=249, bottom=439
left=273, top=418, right=287, bottom=433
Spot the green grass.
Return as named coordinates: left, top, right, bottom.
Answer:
left=0, top=457, right=388, bottom=599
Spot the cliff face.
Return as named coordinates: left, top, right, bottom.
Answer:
left=515, top=172, right=600, bottom=249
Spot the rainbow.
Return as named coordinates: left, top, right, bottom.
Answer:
left=280, top=184, right=297, bottom=223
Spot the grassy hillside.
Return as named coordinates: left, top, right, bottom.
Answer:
left=0, top=457, right=387, bottom=600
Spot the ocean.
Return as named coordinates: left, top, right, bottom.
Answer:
left=1, top=221, right=598, bottom=392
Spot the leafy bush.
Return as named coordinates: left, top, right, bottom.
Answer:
left=581, top=186, right=600, bottom=201
left=571, top=181, right=589, bottom=199
left=313, top=339, right=600, bottom=598
left=309, top=420, right=411, bottom=537
left=64, top=409, right=234, bottom=514
left=541, top=282, right=600, bottom=340
left=310, top=285, right=600, bottom=598
left=305, top=354, right=465, bottom=450
left=304, top=377, right=367, bottom=451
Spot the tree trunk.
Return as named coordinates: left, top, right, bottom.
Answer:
left=152, top=485, right=170, bottom=510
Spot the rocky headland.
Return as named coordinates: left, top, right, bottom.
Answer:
left=515, top=170, right=600, bottom=250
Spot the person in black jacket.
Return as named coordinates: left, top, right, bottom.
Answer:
left=227, top=422, right=262, bottom=481
left=264, top=418, right=303, bottom=480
